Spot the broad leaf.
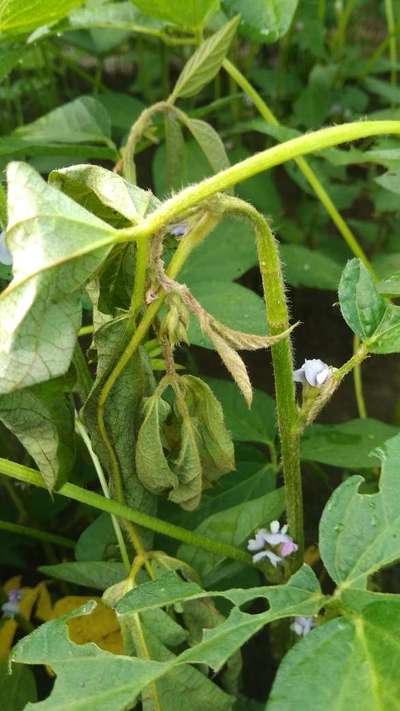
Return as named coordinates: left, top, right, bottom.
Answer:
left=223, top=0, right=299, bottom=44
left=268, top=600, right=400, bottom=710
left=188, top=281, right=268, bottom=349
left=0, top=381, right=75, bottom=491
left=319, top=433, right=400, bottom=589
left=50, top=164, right=161, bottom=225
left=301, top=418, right=398, bottom=469
left=0, top=662, right=37, bottom=710
left=204, top=377, right=276, bottom=445
left=375, top=168, right=400, bottom=194
left=177, top=487, right=284, bottom=576
left=39, top=562, right=126, bottom=590
left=171, top=16, right=239, bottom=99
left=69, top=2, right=166, bottom=36
left=0, top=162, right=115, bottom=393
left=14, top=97, right=112, bottom=146
left=131, top=0, right=219, bottom=29
left=339, top=259, right=386, bottom=340
left=181, top=116, right=231, bottom=176
left=281, top=244, right=342, bottom=290
left=75, top=513, right=118, bottom=562
left=0, top=0, right=85, bottom=35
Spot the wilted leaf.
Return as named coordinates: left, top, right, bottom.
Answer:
left=171, top=16, right=240, bottom=100
left=1, top=161, right=116, bottom=393
left=136, top=394, right=179, bottom=494
left=0, top=381, right=75, bottom=491
left=319, top=433, right=400, bottom=589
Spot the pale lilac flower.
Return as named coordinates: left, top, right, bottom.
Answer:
left=169, top=223, right=187, bottom=238
left=0, top=232, right=12, bottom=266
left=291, top=616, right=315, bottom=637
left=293, top=359, right=334, bottom=387
left=2, top=588, right=21, bottom=618
left=248, top=520, right=298, bottom=566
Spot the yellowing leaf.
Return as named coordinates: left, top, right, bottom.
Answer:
left=53, top=596, right=123, bottom=655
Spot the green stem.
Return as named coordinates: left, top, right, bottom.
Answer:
left=0, top=520, right=74, bottom=549
left=123, top=101, right=168, bottom=183
left=75, top=418, right=131, bottom=573
left=353, top=335, right=367, bottom=418
left=129, top=236, right=151, bottom=325
left=384, top=0, right=397, bottom=86
left=0, top=458, right=251, bottom=566
left=222, top=59, right=372, bottom=271
left=72, top=342, right=93, bottom=401
left=333, top=0, right=356, bottom=51
left=218, top=197, right=303, bottom=566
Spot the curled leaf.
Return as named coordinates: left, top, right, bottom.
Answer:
left=136, top=394, right=178, bottom=495
left=212, top=319, right=298, bottom=350
left=206, top=327, right=253, bottom=407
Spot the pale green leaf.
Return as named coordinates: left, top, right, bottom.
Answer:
left=319, top=433, right=400, bottom=589
left=177, top=487, right=284, bottom=576
left=375, top=168, right=400, bottom=194
left=339, top=259, right=386, bottom=340
left=0, top=162, right=115, bottom=394
left=268, top=600, right=400, bottom=711
left=0, top=381, right=75, bottom=491
left=223, top=0, right=299, bottom=44
left=14, top=97, right=112, bottom=146
left=301, top=418, right=398, bottom=469
left=204, top=377, right=276, bottom=445
left=49, top=164, right=160, bottom=225
left=39, top=562, right=126, bottom=590
left=0, top=0, right=85, bottom=35
left=0, top=662, right=37, bottom=710
left=171, top=16, right=239, bottom=100
left=69, top=2, right=166, bottom=35
left=188, top=281, right=267, bottom=350
left=130, top=0, right=219, bottom=29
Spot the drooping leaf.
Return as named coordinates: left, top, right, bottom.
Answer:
left=131, top=0, right=220, bottom=30
left=204, top=377, right=276, bottom=445
left=188, top=281, right=268, bottom=349
left=171, top=16, right=240, bottom=100
left=0, top=381, right=75, bottom=491
left=301, top=418, right=398, bottom=469
left=268, top=600, right=400, bottom=710
left=0, top=662, right=37, bottom=710
left=136, top=394, right=179, bottom=495
left=339, top=259, right=386, bottom=340
left=82, top=319, right=157, bottom=535
left=39, top=562, right=126, bottom=591
left=50, top=164, right=161, bottom=225
left=223, top=0, right=299, bottom=44
left=319, top=433, right=400, bottom=589
left=177, top=487, right=285, bottom=576
left=0, top=0, right=86, bottom=35
left=14, top=97, right=112, bottom=146
left=0, top=161, right=115, bottom=394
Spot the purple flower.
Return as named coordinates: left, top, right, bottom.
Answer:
left=2, top=588, right=21, bottom=618
left=169, top=223, right=187, bottom=238
left=248, top=520, right=298, bottom=566
left=291, top=616, right=315, bottom=637
left=0, top=232, right=12, bottom=266
left=293, top=359, right=334, bottom=387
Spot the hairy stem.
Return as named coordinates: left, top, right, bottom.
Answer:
left=0, top=458, right=251, bottom=565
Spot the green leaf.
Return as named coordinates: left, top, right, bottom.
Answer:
left=0, top=136, right=117, bottom=162
left=339, top=259, right=386, bottom=340
left=268, top=600, right=400, bottom=710
left=130, top=0, right=219, bottom=29
left=301, top=418, right=398, bottom=469
left=14, top=97, right=112, bottom=146
left=319, top=433, right=400, bottom=589
left=49, top=164, right=161, bottom=225
left=281, top=245, right=342, bottom=290
left=181, top=116, right=231, bottom=176
left=223, top=0, right=299, bottom=44
left=188, top=281, right=267, bottom=350
left=96, top=92, right=145, bottom=138
left=204, top=377, right=276, bottom=445
left=0, top=0, right=86, bottom=35
left=69, top=2, right=167, bottom=36
left=375, top=168, right=400, bottom=194
left=0, top=162, right=115, bottom=394
left=177, top=487, right=284, bottom=577
left=180, top=217, right=257, bottom=284
left=136, top=394, right=179, bottom=494
left=164, top=113, right=186, bottom=192
left=367, top=302, right=400, bottom=354
left=39, top=561, right=126, bottom=590
left=75, top=513, right=118, bottom=562
left=153, top=139, right=211, bottom=196
left=0, top=662, right=37, bottom=710
left=0, top=381, right=75, bottom=491
left=171, top=16, right=240, bottom=100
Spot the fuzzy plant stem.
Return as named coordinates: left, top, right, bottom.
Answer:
left=0, top=458, right=251, bottom=566
left=222, top=59, right=373, bottom=272
left=219, top=196, right=303, bottom=566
